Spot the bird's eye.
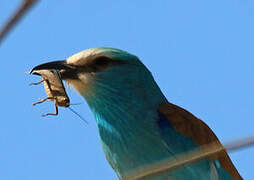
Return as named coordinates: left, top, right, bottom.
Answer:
left=94, top=57, right=110, bottom=67
left=90, top=56, right=122, bottom=73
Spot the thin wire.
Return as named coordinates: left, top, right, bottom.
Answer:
left=68, top=106, right=88, bottom=124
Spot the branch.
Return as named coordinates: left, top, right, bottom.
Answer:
left=0, top=0, right=38, bottom=45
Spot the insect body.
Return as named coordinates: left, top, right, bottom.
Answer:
left=30, top=69, right=70, bottom=116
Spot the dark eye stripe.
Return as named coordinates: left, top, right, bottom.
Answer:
left=60, top=56, right=126, bottom=79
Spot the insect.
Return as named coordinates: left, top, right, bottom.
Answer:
left=30, top=69, right=70, bottom=117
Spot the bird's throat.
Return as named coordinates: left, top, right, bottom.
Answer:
left=84, top=91, right=170, bottom=178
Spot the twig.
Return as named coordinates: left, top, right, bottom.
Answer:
left=123, top=135, right=254, bottom=180
left=0, top=0, right=38, bottom=45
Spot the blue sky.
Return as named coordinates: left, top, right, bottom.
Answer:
left=1, top=0, right=254, bottom=179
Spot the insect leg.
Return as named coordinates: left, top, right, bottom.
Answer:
left=33, top=97, right=55, bottom=106
left=41, top=101, right=59, bottom=117
left=29, top=79, right=45, bottom=86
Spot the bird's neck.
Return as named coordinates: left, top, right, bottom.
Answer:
left=83, top=83, right=171, bottom=178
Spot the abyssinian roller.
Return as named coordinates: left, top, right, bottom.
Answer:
left=31, top=48, right=242, bottom=180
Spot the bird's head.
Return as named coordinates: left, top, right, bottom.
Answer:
left=31, top=48, right=166, bottom=117
left=31, top=48, right=167, bottom=175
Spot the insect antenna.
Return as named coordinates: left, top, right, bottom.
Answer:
left=68, top=106, right=88, bottom=124
left=69, top=102, right=83, bottom=106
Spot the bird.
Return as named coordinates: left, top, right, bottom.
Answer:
left=31, top=47, right=242, bottom=180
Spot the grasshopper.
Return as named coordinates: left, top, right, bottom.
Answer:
left=30, top=69, right=70, bottom=116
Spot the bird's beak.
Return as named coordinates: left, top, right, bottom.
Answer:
left=30, top=60, right=74, bottom=73
left=30, top=60, right=77, bottom=79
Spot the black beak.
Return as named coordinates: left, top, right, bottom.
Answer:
left=30, top=60, right=76, bottom=74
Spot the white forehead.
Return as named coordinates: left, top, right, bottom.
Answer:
left=67, top=48, right=99, bottom=65
left=66, top=48, right=141, bottom=66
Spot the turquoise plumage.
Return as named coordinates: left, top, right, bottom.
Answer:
left=31, top=48, right=242, bottom=180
